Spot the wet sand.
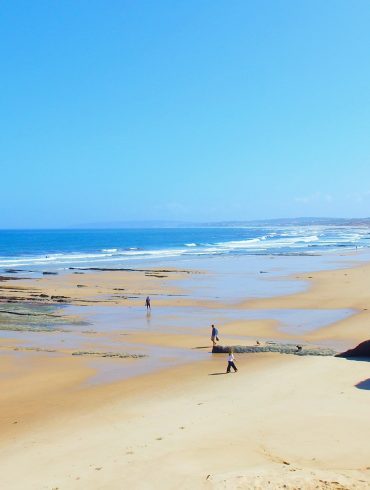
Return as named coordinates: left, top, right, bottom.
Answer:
left=0, top=253, right=369, bottom=488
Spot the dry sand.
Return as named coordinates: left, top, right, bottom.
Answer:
left=0, top=261, right=369, bottom=489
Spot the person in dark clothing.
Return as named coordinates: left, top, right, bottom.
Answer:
left=145, top=296, right=151, bottom=310
left=211, top=324, right=219, bottom=346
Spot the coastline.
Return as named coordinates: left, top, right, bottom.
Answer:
left=0, top=252, right=369, bottom=488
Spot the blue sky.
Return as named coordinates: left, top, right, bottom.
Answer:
left=1, top=1, right=370, bottom=228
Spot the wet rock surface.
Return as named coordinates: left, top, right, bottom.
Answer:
left=0, top=303, right=88, bottom=332
left=212, top=343, right=337, bottom=356
left=71, top=351, right=147, bottom=359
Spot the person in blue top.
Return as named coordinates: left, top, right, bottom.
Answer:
left=211, top=324, right=219, bottom=346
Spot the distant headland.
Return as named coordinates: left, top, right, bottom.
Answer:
left=73, top=217, right=370, bottom=229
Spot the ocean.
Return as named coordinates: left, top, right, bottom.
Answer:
left=0, top=226, right=369, bottom=271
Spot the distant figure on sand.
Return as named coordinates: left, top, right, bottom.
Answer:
left=211, top=324, right=219, bottom=346
left=226, top=349, right=238, bottom=373
left=145, top=296, right=151, bottom=310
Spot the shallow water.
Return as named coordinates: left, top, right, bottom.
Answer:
left=64, top=304, right=354, bottom=337
left=2, top=249, right=368, bottom=385
left=82, top=344, right=209, bottom=386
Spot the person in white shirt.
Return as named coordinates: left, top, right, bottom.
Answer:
left=226, top=349, right=238, bottom=373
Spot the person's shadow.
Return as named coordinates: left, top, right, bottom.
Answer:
left=209, top=372, right=228, bottom=376
left=355, top=378, right=370, bottom=390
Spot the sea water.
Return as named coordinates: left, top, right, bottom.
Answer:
left=0, top=225, right=369, bottom=271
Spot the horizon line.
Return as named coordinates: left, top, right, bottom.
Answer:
left=2, top=216, right=370, bottom=231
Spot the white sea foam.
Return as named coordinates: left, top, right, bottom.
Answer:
left=299, top=235, right=319, bottom=243
left=216, top=238, right=261, bottom=249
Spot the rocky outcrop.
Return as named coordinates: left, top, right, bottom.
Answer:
left=336, top=340, right=370, bottom=358
left=68, top=267, right=193, bottom=273
left=212, top=343, right=337, bottom=356
left=0, top=275, right=29, bottom=281
left=71, top=351, right=147, bottom=359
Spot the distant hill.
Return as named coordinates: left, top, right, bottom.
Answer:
left=204, top=217, right=370, bottom=227
left=73, top=217, right=370, bottom=228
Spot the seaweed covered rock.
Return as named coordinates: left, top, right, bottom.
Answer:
left=212, top=343, right=337, bottom=357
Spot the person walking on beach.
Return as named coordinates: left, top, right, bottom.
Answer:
left=211, top=324, right=219, bottom=346
left=226, top=349, right=238, bottom=373
left=145, top=296, right=151, bottom=310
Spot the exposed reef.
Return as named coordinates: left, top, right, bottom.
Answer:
left=0, top=303, right=88, bottom=332
left=71, top=351, right=147, bottom=359
left=212, top=343, right=337, bottom=356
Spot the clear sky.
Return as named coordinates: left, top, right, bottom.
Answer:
left=1, top=1, right=370, bottom=228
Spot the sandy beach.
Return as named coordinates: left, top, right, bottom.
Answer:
left=3, top=1, right=370, bottom=487
left=0, top=255, right=369, bottom=489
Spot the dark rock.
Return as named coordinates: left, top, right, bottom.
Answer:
left=336, top=340, right=370, bottom=358
left=42, top=271, right=58, bottom=275
left=50, top=295, right=69, bottom=303
left=145, top=273, right=167, bottom=278
left=0, top=276, right=29, bottom=281
left=68, top=267, right=191, bottom=273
